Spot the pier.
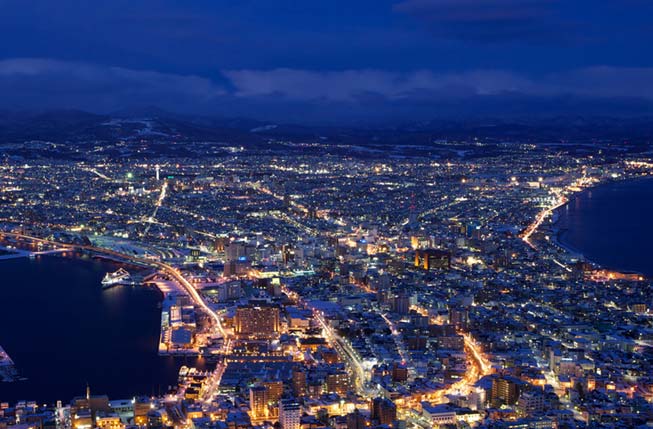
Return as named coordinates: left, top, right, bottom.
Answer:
left=0, top=246, right=68, bottom=260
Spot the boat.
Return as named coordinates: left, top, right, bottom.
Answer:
left=101, top=268, right=131, bottom=288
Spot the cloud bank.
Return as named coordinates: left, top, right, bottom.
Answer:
left=0, top=58, right=652, bottom=123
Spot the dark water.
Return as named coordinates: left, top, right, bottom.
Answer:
left=0, top=254, right=204, bottom=404
left=557, top=177, right=653, bottom=277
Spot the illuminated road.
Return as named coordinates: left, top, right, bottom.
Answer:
left=87, top=168, right=112, bottom=181
left=378, top=312, right=412, bottom=370
left=520, top=192, right=568, bottom=248
left=521, top=174, right=599, bottom=249
left=3, top=231, right=492, bottom=407
left=144, top=180, right=168, bottom=235
left=312, top=309, right=375, bottom=396
left=284, top=280, right=375, bottom=397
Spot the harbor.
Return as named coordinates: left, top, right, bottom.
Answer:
left=0, top=254, right=200, bottom=403
left=0, top=245, right=68, bottom=260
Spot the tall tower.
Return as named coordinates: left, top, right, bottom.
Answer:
left=155, top=164, right=160, bottom=181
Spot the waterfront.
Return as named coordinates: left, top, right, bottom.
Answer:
left=557, top=177, right=653, bottom=277
left=0, top=255, right=206, bottom=404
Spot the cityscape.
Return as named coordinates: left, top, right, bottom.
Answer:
left=2, top=1, right=653, bottom=429
left=2, top=129, right=653, bottom=429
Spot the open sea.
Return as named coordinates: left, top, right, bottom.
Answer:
left=0, top=254, right=205, bottom=404
left=557, top=177, right=653, bottom=277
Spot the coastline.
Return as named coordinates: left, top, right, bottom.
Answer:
left=546, top=174, right=653, bottom=277
left=0, top=254, right=185, bottom=404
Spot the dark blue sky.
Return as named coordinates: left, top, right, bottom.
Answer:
left=1, top=0, right=652, bottom=123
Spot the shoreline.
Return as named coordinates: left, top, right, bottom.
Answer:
left=0, top=253, right=185, bottom=404
left=545, top=174, right=653, bottom=277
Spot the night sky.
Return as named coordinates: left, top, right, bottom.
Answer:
left=1, top=0, right=652, bottom=123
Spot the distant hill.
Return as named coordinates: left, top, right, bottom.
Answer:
left=0, top=108, right=652, bottom=145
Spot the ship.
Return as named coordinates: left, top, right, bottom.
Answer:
left=101, top=268, right=131, bottom=288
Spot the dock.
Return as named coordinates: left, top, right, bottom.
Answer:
left=0, top=246, right=68, bottom=260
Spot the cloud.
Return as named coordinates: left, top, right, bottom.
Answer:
left=0, top=58, right=225, bottom=111
left=224, top=67, right=653, bottom=101
left=393, top=0, right=567, bottom=42
left=223, top=68, right=537, bottom=101
left=0, top=58, right=651, bottom=122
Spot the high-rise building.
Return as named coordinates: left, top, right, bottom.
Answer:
left=392, top=362, right=408, bottom=383
left=393, top=293, right=410, bottom=315
left=346, top=409, right=367, bottom=429
left=307, top=379, right=323, bottom=399
left=491, top=376, right=522, bottom=407
left=371, top=397, right=397, bottom=426
left=325, top=371, right=350, bottom=396
left=235, top=304, right=280, bottom=338
left=279, top=400, right=301, bottom=429
left=414, top=249, right=451, bottom=270
left=263, top=381, right=283, bottom=404
left=249, top=385, right=268, bottom=420
left=292, top=367, right=307, bottom=397
left=516, top=390, right=545, bottom=416
left=226, top=241, right=247, bottom=262
left=448, top=306, right=469, bottom=329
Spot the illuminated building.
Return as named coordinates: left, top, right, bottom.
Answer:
left=72, top=409, right=93, bottom=429
left=422, top=404, right=456, bottom=426
left=346, top=409, right=367, bottom=429
left=392, top=363, right=408, bottom=383
left=279, top=400, right=301, bottom=429
left=517, top=391, right=546, bottom=416
left=392, top=293, right=410, bottom=315
left=249, top=385, right=269, bottom=420
left=308, top=379, right=324, bottom=399
left=235, top=304, right=280, bottom=338
left=70, top=386, right=110, bottom=429
left=325, top=370, right=351, bottom=396
left=133, top=397, right=152, bottom=426
left=224, top=259, right=251, bottom=277
left=414, top=249, right=450, bottom=270
left=370, top=397, right=396, bottom=426
left=225, top=241, right=248, bottom=262
left=264, top=380, right=284, bottom=404
left=292, top=367, right=307, bottom=397
left=95, top=413, right=124, bottom=429
left=448, top=307, right=469, bottom=329
left=491, top=377, right=522, bottom=407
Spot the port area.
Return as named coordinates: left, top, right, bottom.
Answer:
left=0, top=346, right=19, bottom=382
left=0, top=244, right=67, bottom=260
left=147, top=276, right=218, bottom=357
